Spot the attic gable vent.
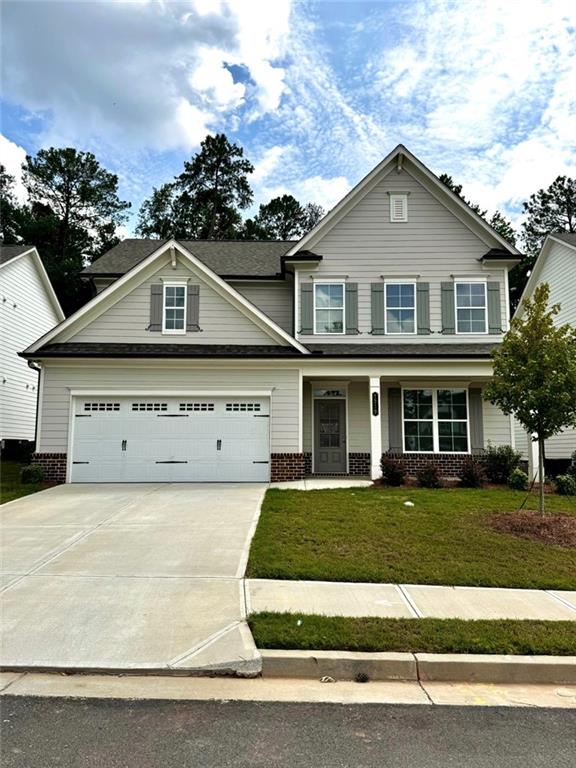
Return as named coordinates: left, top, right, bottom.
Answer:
left=389, top=193, right=408, bottom=223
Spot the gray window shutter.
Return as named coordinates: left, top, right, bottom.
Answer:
left=487, top=282, right=502, bottom=334
left=469, top=388, right=484, bottom=453
left=416, top=282, right=430, bottom=335
left=388, top=388, right=403, bottom=452
left=300, top=283, right=314, bottom=334
left=186, top=284, right=200, bottom=331
left=345, top=283, right=358, bottom=334
left=149, top=284, right=162, bottom=332
left=371, top=283, right=384, bottom=335
left=441, top=282, right=455, bottom=334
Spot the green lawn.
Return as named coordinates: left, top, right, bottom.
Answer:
left=250, top=613, right=576, bottom=656
left=247, top=487, right=576, bottom=589
left=0, top=461, right=49, bottom=504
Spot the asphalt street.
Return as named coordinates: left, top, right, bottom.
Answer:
left=1, top=696, right=575, bottom=768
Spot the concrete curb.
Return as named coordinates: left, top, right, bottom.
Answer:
left=260, top=650, right=576, bottom=685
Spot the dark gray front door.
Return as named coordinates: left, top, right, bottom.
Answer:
left=314, top=399, right=346, bottom=473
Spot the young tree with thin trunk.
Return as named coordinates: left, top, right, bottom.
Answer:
left=484, top=283, right=576, bottom=514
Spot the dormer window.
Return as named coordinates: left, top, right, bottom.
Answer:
left=389, top=193, right=408, bottom=223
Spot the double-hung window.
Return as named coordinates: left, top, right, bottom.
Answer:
left=455, top=282, right=487, bottom=334
left=163, top=284, right=186, bottom=334
left=403, top=388, right=469, bottom=453
left=385, top=282, right=416, bottom=334
left=314, top=283, right=345, bottom=334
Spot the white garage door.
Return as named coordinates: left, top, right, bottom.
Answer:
left=70, top=396, right=270, bottom=483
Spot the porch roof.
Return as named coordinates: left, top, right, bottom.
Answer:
left=306, top=343, right=497, bottom=358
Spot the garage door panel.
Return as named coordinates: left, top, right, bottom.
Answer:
left=71, top=397, right=270, bottom=483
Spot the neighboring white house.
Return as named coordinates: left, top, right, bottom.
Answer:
left=513, top=232, right=576, bottom=473
left=0, top=245, right=64, bottom=444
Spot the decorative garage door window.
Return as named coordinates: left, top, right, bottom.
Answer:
left=84, top=402, right=120, bottom=412
left=131, top=402, right=168, bottom=412
left=179, top=403, right=215, bottom=411
left=225, top=402, right=261, bottom=412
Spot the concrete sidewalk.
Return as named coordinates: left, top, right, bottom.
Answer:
left=247, top=579, right=576, bottom=620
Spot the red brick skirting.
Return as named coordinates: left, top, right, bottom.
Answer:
left=303, top=452, right=371, bottom=477
left=32, top=453, right=67, bottom=483
left=271, top=453, right=306, bottom=482
left=385, top=452, right=479, bottom=478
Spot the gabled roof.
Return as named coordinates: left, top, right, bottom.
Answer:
left=514, top=232, right=576, bottom=319
left=0, top=244, right=64, bottom=321
left=25, top=239, right=308, bottom=356
left=287, top=144, right=523, bottom=258
left=84, top=239, right=296, bottom=279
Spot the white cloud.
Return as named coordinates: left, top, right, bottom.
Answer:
left=2, top=0, right=292, bottom=152
left=0, top=135, right=27, bottom=203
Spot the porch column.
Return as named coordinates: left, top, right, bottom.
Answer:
left=369, top=376, right=382, bottom=480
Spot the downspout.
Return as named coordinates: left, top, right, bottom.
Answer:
left=28, top=360, right=42, bottom=449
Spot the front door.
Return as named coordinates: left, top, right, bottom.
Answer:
left=314, top=399, right=347, bottom=473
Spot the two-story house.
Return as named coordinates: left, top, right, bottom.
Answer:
left=513, top=232, right=576, bottom=476
left=22, top=145, right=522, bottom=484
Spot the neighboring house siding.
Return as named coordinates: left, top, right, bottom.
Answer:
left=37, top=364, right=300, bottom=454
left=232, top=281, right=293, bottom=333
left=71, top=260, right=281, bottom=346
left=297, top=169, right=508, bottom=343
left=0, top=255, right=61, bottom=441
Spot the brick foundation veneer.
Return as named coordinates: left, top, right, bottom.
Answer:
left=303, top=452, right=371, bottom=477
left=32, top=453, right=67, bottom=483
left=385, top=452, right=480, bottom=478
left=271, top=453, right=306, bottom=482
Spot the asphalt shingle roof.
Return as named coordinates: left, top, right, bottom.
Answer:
left=551, top=232, right=576, bottom=247
left=306, top=343, right=498, bottom=357
left=83, top=239, right=297, bottom=278
left=0, top=244, right=34, bottom=266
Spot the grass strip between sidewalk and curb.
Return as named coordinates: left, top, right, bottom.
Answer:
left=249, top=613, right=576, bottom=656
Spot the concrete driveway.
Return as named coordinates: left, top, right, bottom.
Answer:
left=0, top=484, right=265, bottom=675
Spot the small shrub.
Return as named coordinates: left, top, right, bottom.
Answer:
left=568, top=451, right=576, bottom=478
left=380, top=456, right=407, bottom=486
left=508, top=468, right=529, bottom=491
left=20, top=465, right=44, bottom=484
left=556, top=474, right=576, bottom=496
left=459, top=457, right=485, bottom=488
left=416, top=463, right=442, bottom=489
left=484, top=444, right=522, bottom=484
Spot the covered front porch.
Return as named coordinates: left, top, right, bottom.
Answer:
left=299, top=374, right=511, bottom=481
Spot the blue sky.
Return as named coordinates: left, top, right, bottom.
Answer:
left=1, top=0, right=575, bottom=235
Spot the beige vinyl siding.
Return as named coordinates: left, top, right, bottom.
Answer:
left=483, top=398, right=512, bottom=447
left=514, top=418, right=530, bottom=459
left=303, top=380, right=312, bottom=452
left=348, top=380, right=370, bottom=451
left=298, top=168, right=508, bottom=344
left=232, top=281, right=293, bottom=333
left=37, top=363, right=300, bottom=454
left=72, top=260, right=282, bottom=346
left=380, top=385, right=389, bottom=450
left=0, top=255, right=61, bottom=441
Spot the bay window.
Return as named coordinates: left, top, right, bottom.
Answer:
left=403, top=388, right=469, bottom=453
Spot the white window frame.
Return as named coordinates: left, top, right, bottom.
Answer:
left=384, top=281, right=417, bottom=335
left=454, top=280, right=488, bottom=335
left=162, top=282, right=187, bottom=335
left=389, top=193, right=408, bottom=223
left=313, top=282, right=346, bottom=336
left=401, top=387, right=470, bottom=454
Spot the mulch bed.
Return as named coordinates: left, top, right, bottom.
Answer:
left=489, top=510, right=576, bottom=548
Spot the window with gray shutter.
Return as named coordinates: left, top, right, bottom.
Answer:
left=371, top=283, right=385, bottom=335
left=487, top=282, right=502, bottom=334
left=416, top=283, right=430, bottom=335
left=345, top=283, right=358, bottom=334
left=149, top=284, right=162, bottom=331
left=300, top=283, right=314, bottom=334
left=441, top=282, right=455, bottom=334
left=187, top=284, right=200, bottom=331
